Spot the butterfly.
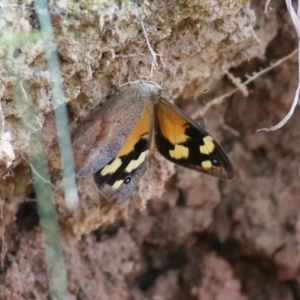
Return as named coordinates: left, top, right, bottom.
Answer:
left=71, top=81, right=234, bottom=204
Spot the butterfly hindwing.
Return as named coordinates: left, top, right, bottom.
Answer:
left=73, top=84, right=147, bottom=177
left=94, top=103, right=153, bottom=204
left=154, top=98, right=234, bottom=179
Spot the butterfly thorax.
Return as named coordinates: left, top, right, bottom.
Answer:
left=121, top=81, right=164, bottom=105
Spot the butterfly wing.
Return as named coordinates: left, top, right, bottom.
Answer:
left=72, top=86, right=147, bottom=177
left=154, top=98, right=234, bottom=179
left=94, top=103, right=153, bottom=204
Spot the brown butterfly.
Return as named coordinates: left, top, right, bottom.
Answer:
left=72, top=81, right=234, bottom=204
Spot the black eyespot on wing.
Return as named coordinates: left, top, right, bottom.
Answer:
left=124, top=177, right=131, bottom=184
left=211, top=158, right=221, bottom=166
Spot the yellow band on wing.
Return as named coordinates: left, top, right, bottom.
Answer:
left=101, top=158, right=122, bottom=175
left=112, top=180, right=123, bottom=190
left=125, top=150, right=149, bottom=173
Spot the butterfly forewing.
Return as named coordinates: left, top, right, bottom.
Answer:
left=154, top=98, right=234, bottom=179
left=94, top=103, right=153, bottom=204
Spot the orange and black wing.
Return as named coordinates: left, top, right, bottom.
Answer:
left=154, top=98, right=234, bottom=179
left=94, top=103, right=153, bottom=204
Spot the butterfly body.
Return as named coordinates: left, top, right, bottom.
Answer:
left=72, top=81, right=234, bottom=204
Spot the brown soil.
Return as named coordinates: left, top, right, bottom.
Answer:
left=1, top=0, right=300, bottom=299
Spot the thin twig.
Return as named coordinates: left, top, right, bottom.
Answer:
left=192, top=49, right=298, bottom=119
left=0, top=233, right=7, bottom=270
left=0, top=86, right=5, bottom=134
left=225, top=70, right=249, bottom=97
left=141, top=20, right=162, bottom=71
left=222, top=123, right=240, bottom=137
left=258, top=0, right=300, bottom=132
left=264, top=0, right=272, bottom=15
left=0, top=4, right=20, bottom=8
left=30, top=163, right=57, bottom=189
